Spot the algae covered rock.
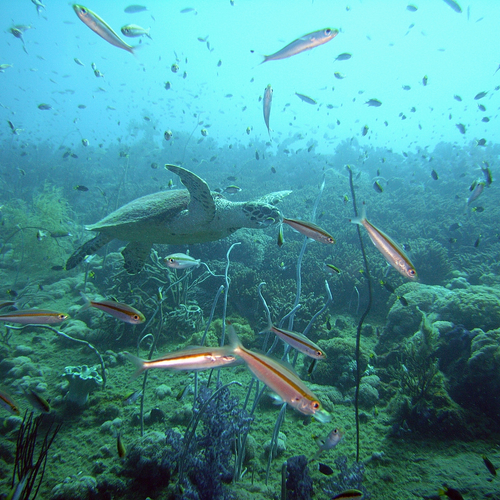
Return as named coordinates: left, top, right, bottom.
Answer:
left=313, top=337, right=368, bottom=391
left=357, top=382, right=379, bottom=409
left=432, top=286, right=500, bottom=332
left=382, top=284, right=446, bottom=348
left=447, top=328, right=500, bottom=420
left=50, top=475, right=98, bottom=500
left=382, top=284, right=500, bottom=350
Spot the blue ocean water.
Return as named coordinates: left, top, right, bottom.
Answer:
left=1, top=1, right=500, bottom=499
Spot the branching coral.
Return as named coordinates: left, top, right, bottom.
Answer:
left=325, top=455, right=371, bottom=499
left=393, top=308, right=440, bottom=405
left=165, top=383, right=253, bottom=500
left=409, top=237, right=453, bottom=285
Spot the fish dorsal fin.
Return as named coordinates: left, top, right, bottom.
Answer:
left=166, top=164, right=216, bottom=223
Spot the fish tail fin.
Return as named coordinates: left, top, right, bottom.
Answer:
left=77, top=292, right=92, bottom=315
left=258, top=319, right=273, bottom=335
left=227, top=322, right=243, bottom=354
left=123, top=351, right=147, bottom=380
left=350, top=203, right=367, bottom=225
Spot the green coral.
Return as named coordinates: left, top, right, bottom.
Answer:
left=396, top=307, right=440, bottom=405
left=0, top=182, right=73, bottom=274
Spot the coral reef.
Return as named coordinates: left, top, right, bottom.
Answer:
left=433, top=285, right=500, bottom=332
left=445, top=328, right=500, bottom=422
left=325, top=455, right=370, bottom=499
left=50, top=475, right=98, bottom=500
left=286, top=455, right=313, bottom=500
left=121, top=431, right=171, bottom=495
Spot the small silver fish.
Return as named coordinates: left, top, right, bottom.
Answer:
left=311, top=427, right=344, bottom=461
left=164, top=253, right=201, bottom=269
left=121, top=24, right=152, bottom=39
left=263, top=84, right=273, bottom=136
left=262, top=28, right=338, bottom=63
left=73, top=4, right=135, bottom=54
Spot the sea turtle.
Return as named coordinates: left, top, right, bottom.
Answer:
left=66, top=164, right=290, bottom=274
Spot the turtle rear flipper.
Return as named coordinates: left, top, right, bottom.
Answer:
left=122, top=241, right=151, bottom=274
left=65, top=233, right=113, bottom=270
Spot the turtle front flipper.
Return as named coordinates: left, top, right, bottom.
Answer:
left=122, top=241, right=152, bottom=274
left=66, top=233, right=113, bottom=270
left=165, top=164, right=216, bottom=223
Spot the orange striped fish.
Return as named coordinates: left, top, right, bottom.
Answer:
left=282, top=218, right=335, bottom=244
left=350, top=205, right=417, bottom=280
left=79, top=293, right=145, bottom=324
left=124, top=346, right=239, bottom=379
left=265, top=324, right=326, bottom=359
left=228, top=325, right=330, bottom=421
left=0, top=309, right=69, bottom=324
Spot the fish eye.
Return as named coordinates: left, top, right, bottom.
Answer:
left=408, top=269, right=416, bottom=276
left=317, top=350, right=323, bottom=357
left=325, top=28, right=331, bottom=36
left=80, top=7, right=87, bottom=14
left=133, top=315, right=140, bottom=320
left=58, top=314, right=66, bottom=320
left=328, top=237, right=334, bottom=243
left=312, top=401, right=320, bottom=409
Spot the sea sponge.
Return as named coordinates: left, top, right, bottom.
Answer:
left=62, top=364, right=103, bottom=406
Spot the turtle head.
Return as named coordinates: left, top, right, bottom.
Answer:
left=242, top=202, right=281, bottom=228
